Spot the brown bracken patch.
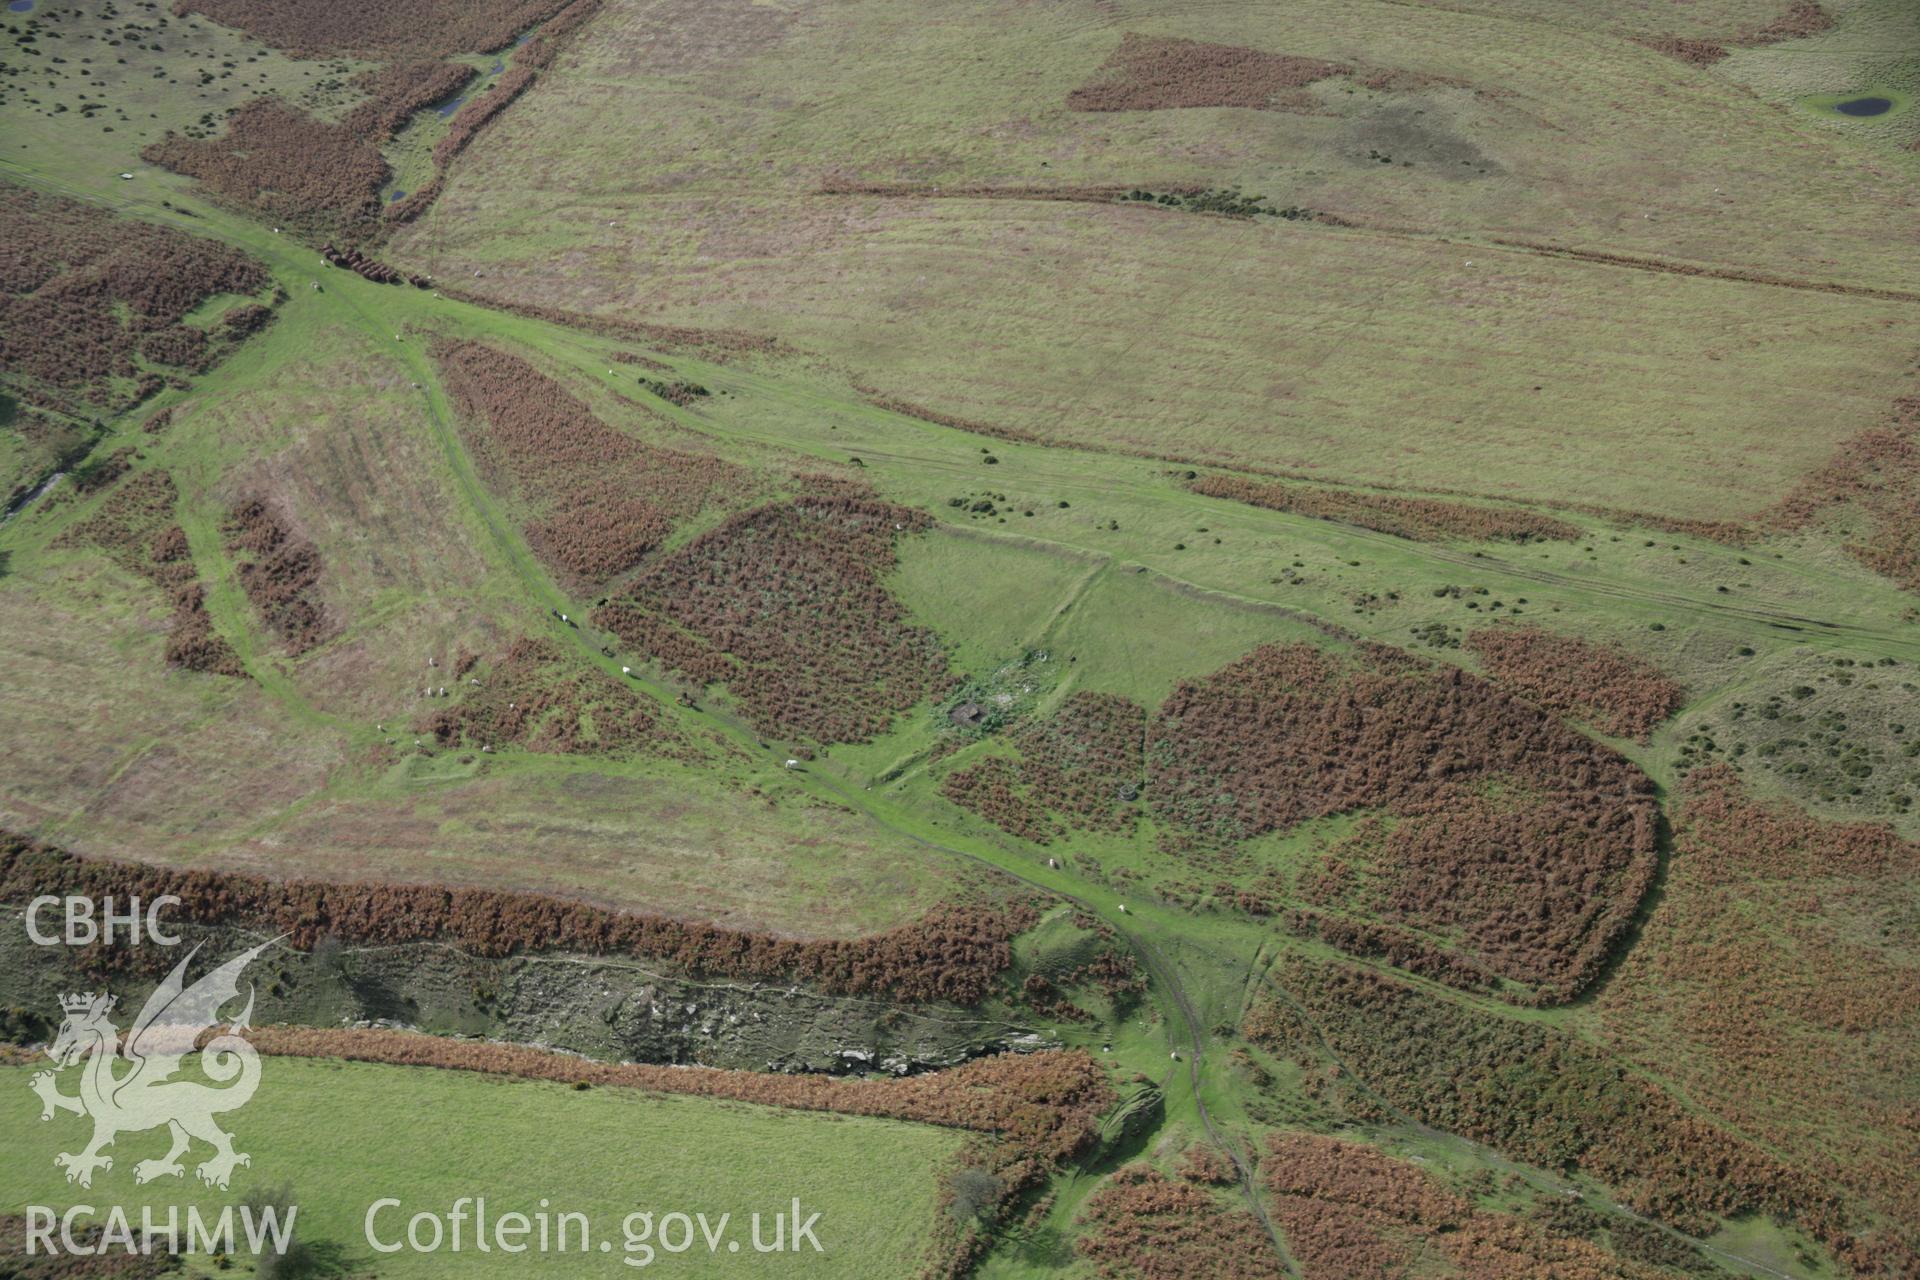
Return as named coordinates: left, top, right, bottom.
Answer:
left=594, top=484, right=952, bottom=744
left=1152, top=643, right=1657, bottom=1002
left=1770, top=394, right=1920, bottom=593
left=1746, top=0, right=1835, bottom=44
left=143, top=61, right=471, bottom=239
left=1068, top=34, right=1348, bottom=112
left=433, top=339, right=753, bottom=588
left=1465, top=624, right=1683, bottom=740
left=175, top=0, right=579, bottom=60
left=1597, top=765, right=1920, bottom=1264
left=223, top=497, right=333, bottom=655
left=431, top=285, right=787, bottom=358
left=0, top=181, right=272, bottom=416
left=1, top=832, right=1039, bottom=1005
left=1076, top=1163, right=1284, bottom=1279
left=420, top=636, right=666, bottom=757
left=54, top=470, right=244, bottom=677
left=1263, top=1132, right=1675, bottom=1280
left=854, top=385, right=1045, bottom=445
left=1245, top=955, right=1917, bottom=1278
left=942, top=692, right=1148, bottom=843
left=1637, top=36, right=1730, bottom=66
left=0, top=1212, right=178, bottom=1276
left=1189, top=473, right=1581, bottom=543
left=1642, top=2, right=1832, bottom=66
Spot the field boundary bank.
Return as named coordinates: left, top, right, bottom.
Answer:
left=0, top=833, right=1031, bottom=1006
left=1490, top=237, right=1920, bottom=304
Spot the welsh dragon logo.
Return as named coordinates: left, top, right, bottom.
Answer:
left=30, top=938, right=280, bottom=1190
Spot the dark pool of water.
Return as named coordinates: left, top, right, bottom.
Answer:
left=491, top=60, right=505, bottom=73
left=390, top=189, right=407, bottom=202
left=8, top=1, right=36, bottom=13
left=435, top=96, right=465, bottom=118
left=1835, top=96, right=1893, bottom=117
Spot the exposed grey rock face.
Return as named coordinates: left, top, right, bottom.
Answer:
left=0, top=910, right=1049, bottom=1074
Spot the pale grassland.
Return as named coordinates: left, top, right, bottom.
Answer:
left=393, top=0, right=1920, bottom=519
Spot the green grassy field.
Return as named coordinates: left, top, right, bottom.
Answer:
left=0, top=1058, right=959, bottom=1276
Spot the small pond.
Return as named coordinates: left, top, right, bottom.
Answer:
left=1834, top=96, right=1893, bottom=117
left=1804, top=89, right=1909, bottom=121
left=435, top=96, right=465, bottom=118
left=8, top=1, right=36, bottom=13
left=389, top=189, right=408, bottom=203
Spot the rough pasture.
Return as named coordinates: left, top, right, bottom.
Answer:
left=594, top=489, right=953, bottom=744
left=1151, top=643, right=1657, bottom=1002
left=941, top=691, right=1148, bottom=844
left=433, top=339, right=752, bottom=587
left=1246, top=958, right=1914, bottom=1279
left=1075, top=1163, right=1284, bottom=1280
left=0, top=832, right=1037, bottom=1007
left=1067, top=34, right=1349, bottom=112
left=420, top=635, right=667, bottom=757
left=223, top=496, right=332, bottom=655
left=0, top=182, right=271, bottom=415
left=1596, top=766, right=1920, bottom=1265
left=1465, top=625, right=1683, bottom=740
left=1189, top=473, right=1581, bottom=544
left=1262, top=1133, right=1672, bottom=1280
left=53, top=470, right=244, bottom=676
left=176, top=0, right=582, bottom=59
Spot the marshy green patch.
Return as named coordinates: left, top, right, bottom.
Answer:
left=1799, top=87, right=1911, bottom=120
